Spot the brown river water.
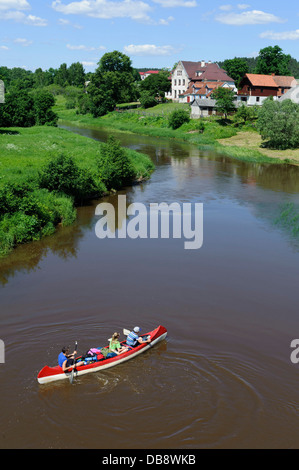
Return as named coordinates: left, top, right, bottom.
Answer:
left=0, top=123, right=299, bottom=449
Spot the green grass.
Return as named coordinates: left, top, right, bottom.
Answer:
left=55, top=97, right=299, bottom=166
left=0, top=125, right=154, bottom=257
left=0, top=125, right=153, bottom=185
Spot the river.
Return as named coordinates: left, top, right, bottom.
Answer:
left=0, top=123, right=299, bottom=449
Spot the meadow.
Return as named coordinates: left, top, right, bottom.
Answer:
left=0, top=125, right=154, bottom=257
left=55, top=98, right=299, bottom=166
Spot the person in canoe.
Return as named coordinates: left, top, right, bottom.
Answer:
left=106, top=332, right=129, bottom=359
left=58, top=346, right=84, bottom=372
left=126, top=327, right=151, bottom=348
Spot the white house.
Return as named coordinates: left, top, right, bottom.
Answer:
left=171, top=60, right=235, bottom=102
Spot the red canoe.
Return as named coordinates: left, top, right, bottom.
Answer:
left=37, top=325, right=167, bottom=384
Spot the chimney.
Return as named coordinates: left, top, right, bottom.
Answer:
left=201, top=60, right=205, bottom=67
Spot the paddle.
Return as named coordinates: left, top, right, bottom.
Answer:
left=69, top=341, right=77, bottom=384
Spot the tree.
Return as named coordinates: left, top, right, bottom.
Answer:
left=97, top=136, right=135, bottom=190
left=34, top=90, right=58, bottom=126
left=255, top=46, right=291, bottom=76
left=234, top=104, right=258, bottom=125
left=168, top=109, right=190, bottom=129
left=88, top=51, right=138, bottom=115
left=222, top=58, right=249, bottom=88
left=98, top=51, right=133, bottom=74
left=0, top=90, right=35, bottom=127
left=139, top=90, right=157, bottom=109
left=68, top=62, right=86, bottom=87
left=140, top=71, right=171, bottom=100
left=257, top=98, right=299, bottom=149
left=211, top=87, right=236, bottom=119
left=54, top=63, right=69, bottom=87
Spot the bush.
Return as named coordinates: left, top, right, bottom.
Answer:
left=39, top=154, right=98, bottom=204
left=168, top=109, right=190, bottom=129
left=97, top=136, right=135, bottom=190
left=34, top=90, right=58, bottom=126
left=139, top=91, right=157, bottom=109
left=257, top=98, right=299, bottom=149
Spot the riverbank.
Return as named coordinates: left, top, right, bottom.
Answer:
left=55, top=99, right=299, bottom=166
left=0, top=126, right=154, bottom=257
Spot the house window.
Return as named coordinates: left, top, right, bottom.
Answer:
left=174, top=79, right=176, bottom=86
left=260, top=88, right=263, bottom=93
left=178, top=79, right=181, bottom=85
left=183, top=79, right=185, bottom=85
left=256, top=97, right=260, bottom=102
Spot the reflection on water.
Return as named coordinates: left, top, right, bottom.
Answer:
left=1, top=122, right=299, bottom=449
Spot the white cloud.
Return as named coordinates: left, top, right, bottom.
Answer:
left=14, top=37, right=33, bottom=46
left=215, top=9, right=285, bottom=25
left=159, top=15, right=174, bottom=25
left=1, top=10, right=47, bottom=25
left=0, top=0, right=30, bottom=10
left=260, top=29, right=299, bottom=40
left=52, top=0, right=152, bottom=22
left=124, top=44, right=175, bottom=56
left=219, top=4, right=232, bottom=11
left=153, top=0, right=196, bottom=6
left=237, top=3, right=250, bottom=9
left=58, top=17, right=82, bottom=28
left=0, top=45, right=10, bottom=49
left=67, top=43, right=105, bottom=51
left=81, top=61, right=97, bottom=67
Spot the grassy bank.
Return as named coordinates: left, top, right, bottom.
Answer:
left=56, top=98, right=299, bottom=166
left=0, top=125, right=154, bottom=257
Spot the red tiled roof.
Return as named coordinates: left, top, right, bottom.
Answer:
left=245, top=73, right=278, bottom=87
left=181, top=61, right=234, bottom=82
left=272, top=75, right=295, bottom=87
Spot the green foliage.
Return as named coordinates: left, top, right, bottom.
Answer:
left=0, top=89, right=58, bottom=127
left=97, top=136, right=135, bottom=190
left=257, top=99, right=299, bottom=149
left=211, top=88, right=236, bottom=119
left=222, top=58, right=249, bottom=88
left=255, top=45, right=291, bottom=76
left=0, top=90, right=36, bottom=127
left=139, top=91, right=157, bottom=109
left=139, top=71, right=171, bottom=99
left=168, top=108, right=190, bottom=129
left=0, top=183, right=76, bottom=256
left=39, top=154, right=98, bottom=204
left=234, top=104, right=258, bottom=125
left=34, top=90, right=58, bottom=126
left=88, top=51, right=138, bottom=117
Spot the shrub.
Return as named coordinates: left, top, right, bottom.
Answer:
left=39, top=154, right=98, bottom=204
left=34, top=90, right=58, bottom=126
left=139, top=91, right=157, bottom=109
left=257, top=98, right=299, bottom=149
left=97, top=136, right=135, bottom=190
left=168, top=109, right=190, bottom=129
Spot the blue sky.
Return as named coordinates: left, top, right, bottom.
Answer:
left=0, top=0, right=298, bottom=72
